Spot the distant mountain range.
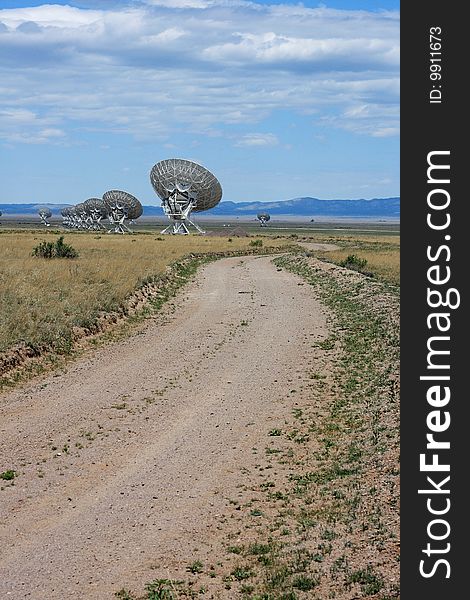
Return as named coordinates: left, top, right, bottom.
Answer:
left=205, top=197, right=400, bottom=217
left=0, top=197, right=399, bottom=218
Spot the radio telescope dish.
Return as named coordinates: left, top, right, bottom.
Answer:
left=74, top=202, right=90, bottom=230
left=103, top=190, right=142, bottom=234
left=66, top=206, right=80, bottom=229
left=61, top=207, right=72, bottom=228
left=126, top=199, right=143, bottom=221
left=150, top=158, right=222, bottom=234
left=84, top=198, right=108, bottom=230
left=257, top=212, right=270, bottom=226
left=38, top=206, right=52, bottom=226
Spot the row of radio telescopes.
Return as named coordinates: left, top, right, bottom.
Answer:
left=32, top=159, right=270, bottom=235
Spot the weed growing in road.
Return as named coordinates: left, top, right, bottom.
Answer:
left=186, top=560, right=204, bottom=574
left=0, top=469, right=16, bottom=480
left=145, top=579, right=180, bottom=599
left=115, top=589, right=134, bottom=599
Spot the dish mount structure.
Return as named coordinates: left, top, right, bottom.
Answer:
left=257, top=212, right=270, bottom=227
left=103, top=190, right=143, bottom=234
left=38, top=207, right=52, bottom=226
left=150, top=159, right=222, bottom=234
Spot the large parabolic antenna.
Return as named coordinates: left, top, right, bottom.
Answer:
left=257, top=212, right=270, bottom=227
left=103, top=190, right=143, bottom=234
left=83, top=198, right=108, bottom=230
left=150, top=158, right=222, bottom=234
left=60, top=194, right=141, bottom=233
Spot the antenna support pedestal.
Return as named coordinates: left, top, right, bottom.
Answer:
left=160, top=192, right=205, bottom=235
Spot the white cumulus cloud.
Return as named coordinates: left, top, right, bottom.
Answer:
left=235, top=133, right=279, bottom=146
left=0, top=1, right=399, bottom=144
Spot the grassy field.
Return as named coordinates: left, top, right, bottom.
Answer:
left=0, top=227, right=399, bottom=357
left=0, top=229, right=287, bottom=357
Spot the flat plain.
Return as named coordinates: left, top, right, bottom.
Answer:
left=0, top=223, right=400, bottom=600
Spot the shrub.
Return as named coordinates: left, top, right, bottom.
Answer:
left=32, top=236, right=79, bottom=259
left=339, top=254, right=368, bottom=272
left=249, top=239, right=263, bottom=247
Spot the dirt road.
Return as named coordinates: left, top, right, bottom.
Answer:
left=0, top=255, right=329, bottom=599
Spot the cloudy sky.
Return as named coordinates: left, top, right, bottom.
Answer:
left=0, top=0, right=399, bottom=205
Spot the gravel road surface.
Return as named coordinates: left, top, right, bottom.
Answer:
left=0, top=255, right=328, bottom=599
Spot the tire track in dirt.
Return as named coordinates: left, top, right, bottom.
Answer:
left=0, top=255, right=329, bottom=599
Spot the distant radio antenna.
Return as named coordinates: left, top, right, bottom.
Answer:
left=61, top=199, right=109, bottom=230
left=60, top=207, right=71, bottom=228
left=103, top=190, right=143, bottom=234
left=150, top=158, right=222, bottom=234
left=84, top=198, right=108, bottom=230
left=38, top=207, right=52, bottom=226
left=257, top=212, right=270, bottom=226
left=74, top=203, right=88, bottom=229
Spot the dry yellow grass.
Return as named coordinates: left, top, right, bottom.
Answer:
left=0, top=228, right=399, bottom=358
left=0, top=230, right=287, bottom=354
left=326, top=249, right=400, bottom=284
left=309, top=233, right=400, bottom=285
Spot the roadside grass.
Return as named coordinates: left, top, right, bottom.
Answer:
left=0, top=230, right=290, bottom=386
left=325, top=248, right=399, bottom=285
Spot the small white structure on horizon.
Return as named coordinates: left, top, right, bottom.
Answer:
left=257, top=212, right=271, bottom=227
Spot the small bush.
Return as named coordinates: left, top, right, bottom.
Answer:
left=1, top=470, right=16, bottom=480
left=32, top=236, right=79, bottom=259
left=249, top=239, right=263, bottom=247
left=339, top=254, right=368, bottom=272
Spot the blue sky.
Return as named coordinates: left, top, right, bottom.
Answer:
left=0, top=1, right=399, bottom=205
